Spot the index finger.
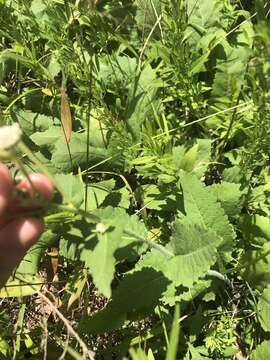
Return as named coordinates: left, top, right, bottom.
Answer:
left=0, top=164, right=12, bottom=215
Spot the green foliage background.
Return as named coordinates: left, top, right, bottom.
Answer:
left=1, top=0, right=270, bottom=359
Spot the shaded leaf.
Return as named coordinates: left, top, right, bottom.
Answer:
left=258, top=285, right=270, bottom=332
left=84, top=179, right=116, bottom=210
left=54, top=173, right=84, bottom=207
left=0, top=275, right=42, bottom=298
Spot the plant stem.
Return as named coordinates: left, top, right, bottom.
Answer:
left=123, top=229, right=174, bottom=257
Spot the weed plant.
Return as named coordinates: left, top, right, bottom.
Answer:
left=0, top=1, right=270, bottom=359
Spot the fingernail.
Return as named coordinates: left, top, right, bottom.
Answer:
left=18, top=218, right=44, bottom=249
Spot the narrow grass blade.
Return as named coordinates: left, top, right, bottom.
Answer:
left=165, top=304, right=180, bottom=360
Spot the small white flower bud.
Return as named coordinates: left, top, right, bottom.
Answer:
left=96, top=223, right=107, bottom=234
left=0, top=123, right=22, bottom=150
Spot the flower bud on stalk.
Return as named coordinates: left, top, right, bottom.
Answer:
left=0, top=123, right=43, bottom=208
left=0, top=123, right=22, bottom=159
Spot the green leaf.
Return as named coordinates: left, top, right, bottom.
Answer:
left=30, top=127, right=62, bottom=150
left=168, top=226, right=220, bottom=288
left=251, top=340, right=270, bottom=360
left=60, top=208, right=147, bottom=298
left=86, top=228, right=118, bottom=298
left=79, top=268, right=170, bottom=334
left=84, top=179, right=116, bottom=210
left=0, top=336, right=10, bottom=358
left=179, top=144, right=199, bottom=172
left=171, top=218, right=220, bottom=256
left=139, top=222, right=220, bottom=289
left=208, top=20, right=253, bottom=128
left=207, top=182, right=244, bottom=218
left=0, top=275, right=42, bottom=298
left=51, top=132, right=111, bottom=172
left=65, top=270, right=87, bottom=310
left=258, top=285, right=270, bottom=332
left=85, top=208, right=148, bottom=297
left=165, top=304, right=180, bottom=360
left=184, top=344, right=211, bottom=360
left=47, top=55, right=61, bottom=78
left=240, top=242, right=270, bottom=290
left=139, top=184, right=180, bottom=211
left=179, top=172, right=235, bottom=252
left=79, top=307, right=127, bottom=335
left=239, top=215, right=270, bottom=246
left=102, top=186, right=130, bottom=209
left=11, top=110, right=53, bottom=136
left=111, top=268, right=169, bottom=313
left=129, top=348, right=148, bottom=360
left=172, top=139, right=211, bottom=178
left=16, top=230, right=58, bottom=276
left=30, top=0, right=46, bottom=16
left=98, top=56, right=162, bottom=142
left=54, top=173, right=84, bottom=207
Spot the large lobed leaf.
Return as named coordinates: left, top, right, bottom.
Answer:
left=179, top=172, right=235, bottom=252
left=138, top=221, right=220, bottom=289
left=60, top=207, right=147, bottom=298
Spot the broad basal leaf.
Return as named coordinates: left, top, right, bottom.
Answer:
left=11, top=110, right=53, bottom=136
left=179, top=172, right=235, bottom=252
left=138, top=222, right=220, bottom=289
left=139, top=183, right=180, bottom=211
left=85, top=207, right=148, bottom=297
left=168, top=225, right=220, bottom=287
left=102, top=186, right=130, bottom=209
left=60, top=207, right=147, bottom=298
left=30, top=126, right=62, bottom=151
left=79, top=268, right=170, bottom=334
left=52, top=132, right=110, bottom=172
left=207, top=182, right=244, bottom=218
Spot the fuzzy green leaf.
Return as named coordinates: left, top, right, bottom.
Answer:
left=60, top=207, right=147, bottom=298
left=79, top=268, right=169, bottom=334
left=180, top=172, right=235, bottom=252
left=207, top=182, right=244, bottom=218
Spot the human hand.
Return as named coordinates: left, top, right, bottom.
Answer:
left=0, top=164, right=54, bottom=288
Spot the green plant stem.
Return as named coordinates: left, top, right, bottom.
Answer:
left=123, top=229, right=174, bottom=258
left=18, top=142, right=59, bottom=193
left=206, top=270, right=232, bottom=288
left=3, top=88, right=41, bottom=115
